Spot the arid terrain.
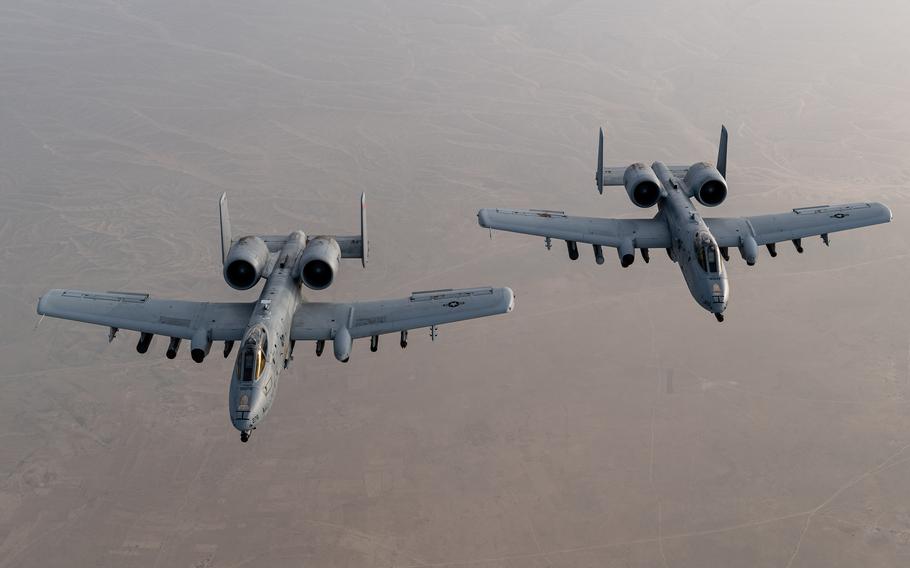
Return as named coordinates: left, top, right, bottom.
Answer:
left=1, top=1, right=909, bottom=566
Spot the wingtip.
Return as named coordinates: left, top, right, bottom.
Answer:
left=504, top=287, right=515, bottom=313
left=878, top=202, right=894, bottom=222
left=36, top=289, right=60, bottom=315
left=477, top=208, right=491, bottom=228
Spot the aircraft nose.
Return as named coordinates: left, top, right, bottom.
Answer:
left=230, top=389, right=261, bottom=432
left=232, top=417, right=251, bottom=432
left=702, top=278, right=728, bottom=316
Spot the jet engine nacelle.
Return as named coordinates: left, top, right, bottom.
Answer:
left=224, top=236, right=270, bottom=290
left=684, top=162, right=727, bottom=207
left=297, top=237, right=341, bottom=290
left=623, top=163, right=662, bottom=208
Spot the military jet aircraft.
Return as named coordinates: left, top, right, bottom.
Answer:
left=478, top=126, right=892, bottom=321
left=37, top=194, right=514, bottom=442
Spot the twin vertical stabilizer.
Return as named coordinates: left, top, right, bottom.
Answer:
left=717, top=125, right=728, bottom=179
left=596, top=128, right=605, bottom=195
left=218, top=192, right=368, bottom=269
left=219, top=193, right=232, bottom=264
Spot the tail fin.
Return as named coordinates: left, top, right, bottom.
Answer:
left=320, top=193, right=369, bottom=266
left=360, top=192, right=368, bottom=268
left=717, top=125, right=728, bottom=179
left=219, top=192, right=232, bottom=264
left=596, top=127, right=605, bottom=194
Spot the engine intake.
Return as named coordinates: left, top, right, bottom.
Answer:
left=684, top=162, right=727, bottom=207
left=623, top=163, right=662, bottom=208
left=297, top=237, right=341, bottom=290
left=224, top=236, right=270, bottom=290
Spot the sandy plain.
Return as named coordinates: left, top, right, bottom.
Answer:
left=1, top=1, right=909, bottom=566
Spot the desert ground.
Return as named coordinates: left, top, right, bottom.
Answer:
left=1, top=1, right=909, bottom=566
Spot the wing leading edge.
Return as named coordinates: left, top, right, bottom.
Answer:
left=706, top=202, right=892, bottom=248
left=37, top=289, right=253, bottom=341
left=477, top=208, right=671, bottom=249
left=291, top=287, right=514, bottom=341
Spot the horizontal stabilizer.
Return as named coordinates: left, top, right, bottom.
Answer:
left=245, top=194, right=368, bottom=266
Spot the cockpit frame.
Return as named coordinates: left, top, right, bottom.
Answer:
left=695, top=233, right=721, bottom=274
left=237, top=326, right=269, bottom=382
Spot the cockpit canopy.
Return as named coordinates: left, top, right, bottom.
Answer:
left=694, top=233, right=721, bottom=274
left=237, top=326, right=269, bottom=382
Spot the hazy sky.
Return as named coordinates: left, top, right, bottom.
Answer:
left=1, top=1, right=909, bottom=566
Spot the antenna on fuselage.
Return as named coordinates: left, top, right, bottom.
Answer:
left=717, top=125, right=728, bottom=179
left=596, top=127, right=605, bottom=194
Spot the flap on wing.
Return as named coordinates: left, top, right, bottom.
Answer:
left=478, top=208, right=672, bottom=249
left=290, top=287, right=513, bottom=341
left=37, top=289, right=253, bottom=341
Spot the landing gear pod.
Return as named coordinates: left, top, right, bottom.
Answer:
left=191, top=329, right=211, bottom=363
left=370, top=335, right=379, bottom=352
left=566, top=240, right=579, bottom=260
left=618, top=239, right=634, bottom=267
left=333, top=327, right=352, bottom=362
left=739, top=235, right=758, bottom=266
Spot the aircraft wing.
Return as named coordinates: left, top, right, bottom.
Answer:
left=37, top=289, right=254, bottom=341
left=477, top=208, right=672, bottom=248
left=706, top=202, right=892, bottom=248
left=290, top=287, right=513, bottom=341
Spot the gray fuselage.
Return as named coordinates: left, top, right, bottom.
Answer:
left=652, top=161, right=729, bottom=316
left=228, top=231, right=306, bottom=436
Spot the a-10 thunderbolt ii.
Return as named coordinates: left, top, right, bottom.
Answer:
left=478, top=127, right=892, bottom=321
left=37, top=194, right=514, bottom=442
